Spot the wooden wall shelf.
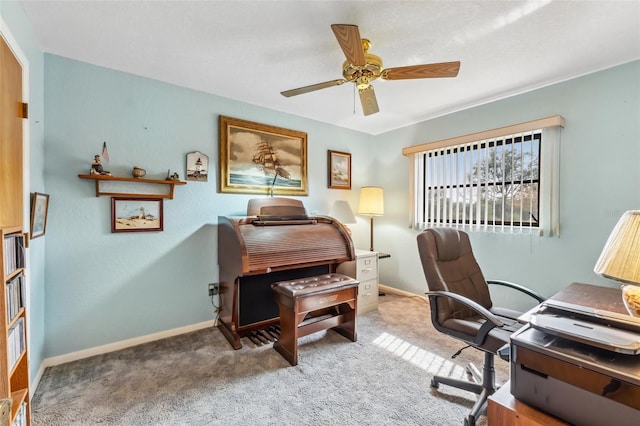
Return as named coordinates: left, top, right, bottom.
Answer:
left=78, top=174, right=187, bottom=199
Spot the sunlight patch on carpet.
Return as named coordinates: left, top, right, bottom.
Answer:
left=373, top=332, right=466, bottom=377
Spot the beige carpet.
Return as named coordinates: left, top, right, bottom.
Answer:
left=32, top=294, right=508, bottom=425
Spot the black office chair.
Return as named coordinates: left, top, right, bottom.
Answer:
left=417, top=228, right=544, bottom=426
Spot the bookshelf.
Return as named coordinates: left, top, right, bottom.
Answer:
left=1, top=226, right=30, bottom=426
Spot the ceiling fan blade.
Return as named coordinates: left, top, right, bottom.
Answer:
left=359, top=86, right=379, bottom=116
left=280, top=79, right=346, bottom=97
left=382, top=61, right=461, bottom=80
left=331, top=24, right=366, bottom=66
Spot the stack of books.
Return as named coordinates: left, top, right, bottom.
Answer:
left=11, top=401, right=27, bottom=426
left=3, top=234, right=24, bottom=275
left=5, top=273, right=25, bottom=323
left=7, top=317, right=25, bottom=371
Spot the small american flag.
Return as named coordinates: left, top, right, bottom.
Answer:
left=101, top=142, right=110, bottom=163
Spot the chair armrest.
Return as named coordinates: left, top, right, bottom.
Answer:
left=426, top=290, right=504, bottom=326
left=487, top=280, right=545, bottom=303
left=426, top=290, right=505, bottom=346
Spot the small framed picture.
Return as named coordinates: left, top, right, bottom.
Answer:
left=186, top=151, right=209, bottom=182
left=328, top=150, right=351, bottom=190
left=30, top=192, right=50, bottom=239
left=111, top=197, right=164, bottom=233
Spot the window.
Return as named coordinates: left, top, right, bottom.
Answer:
left=403, top=116, right=564, bottom=235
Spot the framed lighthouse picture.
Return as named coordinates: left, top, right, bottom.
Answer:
left=186, top=151, right=209, bottom=182
left=218, top=115, right=308, bottom=195
left=111, top=197, right=164, bottom=233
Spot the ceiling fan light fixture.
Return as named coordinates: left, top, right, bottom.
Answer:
left=356, top=76, right=370, bottom=89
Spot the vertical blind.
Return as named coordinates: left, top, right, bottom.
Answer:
left=416, top=132, right=541, bottom=232
left=404, top=116, right=564, bottom=236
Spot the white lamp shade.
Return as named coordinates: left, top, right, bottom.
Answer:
left=358, top=187, right=384, bottom=216
left=329, top=200, right=356, bottom=224
left=594, top=210, right=640, bottom=284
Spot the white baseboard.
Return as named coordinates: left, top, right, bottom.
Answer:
left=39, top=320, right=216, bottom=369
left=379, top=284, right=428, bottom=301
left=30, top=363, right=45, bottom=400
left=30, top=319, right=218, bottom=396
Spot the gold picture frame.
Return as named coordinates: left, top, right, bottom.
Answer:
left=328, top=150, right=351, bottom=190
left=219, top=115, right=308, bottom=195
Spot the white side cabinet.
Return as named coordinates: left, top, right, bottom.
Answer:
left=337, top=249, right=379, bottom=315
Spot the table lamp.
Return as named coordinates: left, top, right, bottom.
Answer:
left=358, top=186, right=384, bottom=251
left=594, top=210, right=640, bottom=317
left=329, top=200, right=357, bottom=233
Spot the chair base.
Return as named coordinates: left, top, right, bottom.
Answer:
left=431, top=351, right=498, bottom=426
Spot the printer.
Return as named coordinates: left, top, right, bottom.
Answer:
left=510, top=294, right=640, bottom=426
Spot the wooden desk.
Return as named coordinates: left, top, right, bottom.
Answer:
left=488, top=380, right=568, bottom=426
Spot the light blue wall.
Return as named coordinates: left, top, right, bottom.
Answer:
left=1, top=1, right=47, bottom=384
left=44, top=55, right=376, bottom=357
left=5, top=1, right=640, bottom=362
left=45, top=58, right=639, bottom=357
left=375, top=61, right=640, bottom=308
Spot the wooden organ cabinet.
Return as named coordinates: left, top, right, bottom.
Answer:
left=217, top=198, right=355, bottom=349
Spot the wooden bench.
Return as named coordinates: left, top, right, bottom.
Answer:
left=271, top=273, right=359, bottom=366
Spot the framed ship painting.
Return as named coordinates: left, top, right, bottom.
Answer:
left=219, top=115, right=308, bottom=195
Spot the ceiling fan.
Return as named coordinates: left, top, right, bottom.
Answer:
left=280, top=24, right=461, bottom=116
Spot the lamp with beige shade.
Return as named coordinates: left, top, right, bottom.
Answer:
left=594, top=210, right=640, bottom=317
left=358, top=186, right=384, bottom=252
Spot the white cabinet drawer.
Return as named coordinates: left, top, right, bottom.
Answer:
left=336, top=250, right=379, bottom=315
left=356, top=255, right=377, bottom=282
left=358, top=279, right=378, bottom=315
left=358, top=279, right=378, bottom=304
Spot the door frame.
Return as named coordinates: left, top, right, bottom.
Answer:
left=0, top=17, right=30, bottom=233
left=0, top=16, right=32, bottom=393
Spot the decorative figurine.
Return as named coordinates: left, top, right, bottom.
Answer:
left=90, top=155, right=111, bottom=176
left=165, top=169, right=180, bottom=181
left=132, top=166, right=146, bottom=178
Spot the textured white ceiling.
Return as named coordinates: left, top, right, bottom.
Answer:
left=20, top=0, right=640, bottom=135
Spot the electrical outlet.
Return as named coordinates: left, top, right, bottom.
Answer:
left=208, top=282, right=219, bottom=296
